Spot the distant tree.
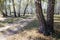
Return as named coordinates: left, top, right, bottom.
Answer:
left=12, top=0, right=17, bottom=17
left=0, top=9, right=6, bottom=17
left=5, top=0, right=8, bottom=16
left=23, top=3, right=28, bottom=16
left=0, top=0, right=7, bottom=17
left=9, top=0, right=11, bottom=16
left=29, top=0, right=33, bottom=14
left=18, top=0, right=22, bottom=17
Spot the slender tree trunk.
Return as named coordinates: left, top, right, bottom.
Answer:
left=47, top=0, right=55, bottom=34
left=23, top=3, right=28, bottom=16
left=5, top=0, right=7, bottom=17
left=30, top=0, right=33, bottom=14
left=18, top=0, right=21, bottom=17
left=9, top=0, right=11, bottom=16
left=12, top=0, right=17, bottom=17
left=35, top=0, right=50, bottom=35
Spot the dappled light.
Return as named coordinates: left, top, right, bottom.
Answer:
left=0, top=0, right=60, bottom=40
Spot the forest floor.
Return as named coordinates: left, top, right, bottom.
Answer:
left=0, top=14, right=36, bottom=40
left=7, top=16, right=60, bottom=40
left=0, top=14, right=60, bottom=40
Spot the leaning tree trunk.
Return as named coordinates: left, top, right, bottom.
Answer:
left=12, top=0, right=17, bottom=17
left=0, top=3, right=6, bottom=17
left=23, top=3, right=28, bottom=16
left=0, top=9, right=6, bottom=17
left=35, top=0, right=50, bottom=35
left=47, top=0, right=55, bottom=34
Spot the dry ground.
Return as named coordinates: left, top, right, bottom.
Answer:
left=0, top=14, right=60, bottom=40
left=7, top=29, right=54, bottom=40
left=6, top=19, right=60, bottom=40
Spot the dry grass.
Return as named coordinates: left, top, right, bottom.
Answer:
left=7, top=29, right=54, bottom=40
left=6, top=19, right=60, bottom=40
left=0, top=14, right=60, bottom=40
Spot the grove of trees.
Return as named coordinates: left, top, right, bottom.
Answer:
left=0, top=0, right=34, bottom=17
left=0, top=0, right=60, bottom=36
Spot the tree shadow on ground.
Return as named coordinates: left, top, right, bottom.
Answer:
left=1, top=19, right=60, bottom=40
left=0, top=17, right=34, bottom=36
left=23, top=20, right=60, bottom=40
left=52, top=22, right=60, bottom=40
left=23, top=20, right=39, bottom=30
left=53, top=30, right=60, bottom=40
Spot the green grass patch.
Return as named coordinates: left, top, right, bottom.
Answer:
left=0, top=18, right=21, bottom=23
left=0, top=23, right=4, bottom=27
left=24, top=19, right=39, bottom=30
left=24, top=20, right=60, bottom=30
left=1, top=18, right=14, bottom=23
left=20, top=15, right=30, bottom=19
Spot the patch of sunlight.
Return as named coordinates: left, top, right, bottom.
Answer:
left=54, top=21, right=60, bottom=22
left=0, top=26, right=11, bottom=31
left=20, top=25, right=24, bottom=27
left=0, top=36, right=7, bottom=40
left=0, top=17, right=7, bottom=21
